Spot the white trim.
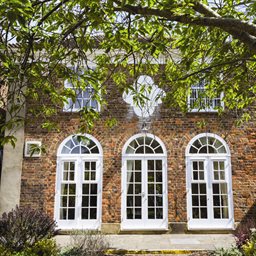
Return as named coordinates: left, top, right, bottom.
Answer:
left=121, top=133, right=168, bottom=230
left=54, top=134, right=103, bottom=230
left=185, top=133, right=231, bottom=156
left=186, top=133, right=234, bottom=230
left=122, top=133, right=167, bottom=156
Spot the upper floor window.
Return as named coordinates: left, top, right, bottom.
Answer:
left=188, top=80, right=224, bottom=112
left=63, top=81, right=99, bottom=112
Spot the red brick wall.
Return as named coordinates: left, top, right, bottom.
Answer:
left=20, top=82, right=256, bottom=226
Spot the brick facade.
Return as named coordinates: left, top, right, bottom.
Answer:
left=20, top=80, right=256, bottom=231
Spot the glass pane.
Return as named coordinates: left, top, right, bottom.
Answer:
left=82, top=208, right=88, bottom=219
left=201, top=208, right=207, bottom=218
left=91, top=184, right=97, bottom=194
left=127, top=208, right=133, bottom=219
left=156, top=208, right=163, bottom=219
left=69, top=172, right=74, bottom=181
left=84, top=162, right=90, bottom=170
left=82, top=196, right=89, bottom=207
left=127, top=184, right=133, bottom=194
left=148, top=160, right=154, bottom=170
left=148, top=172, right=154, bottom=182
left=192, top=195, right=199, bottom=206
left=220, top=184, right=228, bottom=194
left=127, top=160, right=134, bottom=170
left=60, top=196, right=67, bottom=207
left=91, top=171, right=96, bottom=180
left=68, top=209, right=75, bottom=220
left=155, top=146, right=163, bottom=153
left=135, top=172, right=141, bottom=182
left=83, top=184, right=89, bottom=194
left=156, top=160, right=162, bottom=170
left=156, top=172, right=162, bottom=182
left=71, top=146, right=80, bottom=154
left=135, top=196, right=141, bottom=206
left=193, top=162, right=198, bottom=170
left=127, top=172, right=133, bottom=182
left=192, top=208, right=199, bottom=219
left=135, top=146, right=144, bottom=153
left=222, top=208, right=229, bottom=218
left=91, top=162, right=96, bottom=170
left=84, top=171, right=90, bottom=180
left=135, top=160, right=141, bottom=170
left=148, top=184, right=154, bottom=194
left=63, top=172, right=68, bottom=181
left=213, top=196, right=220, bottom=206
left=199, top=146, right=208, bottom=153
left=221, top=195, right=228, bottom=206
left=90, top=208, right=97, bottom=219
left=213, top=184, right=219, bottom=194
left=69, top=196, right=76, bottom=207
left=156, top=184, right=162, bottom=194
left=156, top=196, right=163, bottom=206
left=199, top=184, right=206, bottom=194
left=90, top=196, right=97, bottom=207
left=148, top=208, right=155, bottom=219
left=127, top=196, right=133, bottom=207
left=214, top=208, right=221, bottom=218
left=192, top=184, right=198, bottom=194
left=200, top=196, right=207, bottom=206
left=145, top=146, right=154, bottom=153
left=148, top=196, right=155, bottom=206
left=193, top=172, right=198, bottom=180
left=135, top=208, right=141, bottom=219
left=61, top=184, right=68, bottom=195
left=220, top=171, right=225, bottom=180
left=60, top=208, right=67, bottom=219
left=135, top=184, right=141, bottom=194
left=81, top=146, right=89, bottom=154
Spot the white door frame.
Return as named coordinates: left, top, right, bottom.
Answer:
left=186, top=133, right=234, bottom=230
left=121, top=133, right=168, bottom=231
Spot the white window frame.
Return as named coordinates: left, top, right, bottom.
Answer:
left=54, top=134, right=103, bottom=230
left=188, top=81, right=224, bottom=112
left=121, top=133, right=168, bottom=230
left=63, top=81, right=100, bottom=112
left=185, top=133, right=234, bottom=230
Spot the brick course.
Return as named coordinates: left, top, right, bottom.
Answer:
left=20, top=81, right=256, bottom=229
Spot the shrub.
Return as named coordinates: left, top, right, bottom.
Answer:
left=0, top=206, right=57, bottom=252
left=214, top=246, right=243, bottom=256
left=234, top=218, right=255, bottom=248
left=60, top=231, right=109, bottom=256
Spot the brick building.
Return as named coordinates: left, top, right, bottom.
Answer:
left=0, top=72, right=255, bottom=233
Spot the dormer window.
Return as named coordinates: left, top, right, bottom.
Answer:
left=63, top=81, right=99, bottom=112
left=188, top=81, right=224, bottom=112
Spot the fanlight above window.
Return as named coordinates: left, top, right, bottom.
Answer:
left=125, top=136, right=163, bottom=154
left=189, top=136, right=227, bottom=154
left=61, top=135, right=99, bottom=154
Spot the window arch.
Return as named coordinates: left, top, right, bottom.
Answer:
left=186, top=133, right=234, bottom=230
left=55, top=134, right=103, bottom=230
left=121, top=134, right=168, bottom=230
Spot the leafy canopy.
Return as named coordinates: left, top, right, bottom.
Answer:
left=0, top=0, right=256, bottom=145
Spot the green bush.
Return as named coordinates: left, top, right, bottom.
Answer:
left=214, top=246, right=243, bottom=256
left=0, top=206, right=57, bottom=252
left=0, top=239, right=59, bottom=256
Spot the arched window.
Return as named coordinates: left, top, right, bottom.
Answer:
left=186, top=133, right=234, bottom=230
left=121, top=134, right=168, bottom=230
left=55, top=134, right=103, bottom=230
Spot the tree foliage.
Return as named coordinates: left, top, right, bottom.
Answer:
left=0, top=0, right=256, bottom=144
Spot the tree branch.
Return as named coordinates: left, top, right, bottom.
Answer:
left=113, top=3, right=256, bottom=52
